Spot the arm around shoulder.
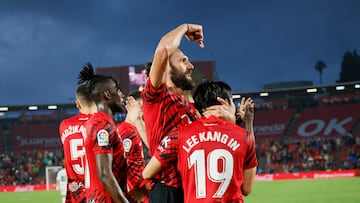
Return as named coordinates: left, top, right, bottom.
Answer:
left=142, top=156, right=163, bottom=180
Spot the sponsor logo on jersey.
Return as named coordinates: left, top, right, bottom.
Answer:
left=158, top=136, right=171, bottom=152
left=69, top=182, right=80, bottom=192
left=97, top=129, right=109, bottom=146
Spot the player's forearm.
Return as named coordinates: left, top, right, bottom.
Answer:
left=142, top=156, right=163, bottom=179
left=97, top=154, right=129, bottom=203
left=244, top=120, right=254, bottom=139
left=149, top=48, right=168, bottom=88
left=134, top=119, right=148, bottom=147
left=150, top=24, right=187, bottom=88
left=241, top=167, right=257, bottom=196
left=158, top=24, right=187, bottom=55
left=101, top=175, right=129, bottom=203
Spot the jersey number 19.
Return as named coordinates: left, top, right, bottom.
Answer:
left=188, top=149, right=234, bottom=199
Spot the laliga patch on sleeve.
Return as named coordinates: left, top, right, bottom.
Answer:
left=97, top=129, right=109, bottom=146
left=123, top=138, right=132, bottom=153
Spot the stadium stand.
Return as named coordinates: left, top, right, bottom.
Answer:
left=11, top=123, right=61, bottom=152
left=1, top=81, right=359, bottom=186
left=253, top=108, right=295, bottom=141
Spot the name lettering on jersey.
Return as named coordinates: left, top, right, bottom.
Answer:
left=182, top=131, right=240, bottom=153
left=61, top=125, right=86, bottom=143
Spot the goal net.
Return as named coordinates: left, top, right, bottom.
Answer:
left=45, top=166, right=63, bottom=191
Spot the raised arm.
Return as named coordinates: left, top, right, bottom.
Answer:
left=142, top=128, right=179, bottom=179
left=150, top=23, right=204, bottom=89
left=236, top=97, right=254, bottom=136
left=125, top=96, right=148, bottom=147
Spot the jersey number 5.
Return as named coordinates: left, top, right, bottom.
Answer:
left=70, top=138, right=85, bottom=174
left=188, top=149, right=234, bottom=199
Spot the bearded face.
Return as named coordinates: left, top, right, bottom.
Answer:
left=170, top=62, right=195, bottom=91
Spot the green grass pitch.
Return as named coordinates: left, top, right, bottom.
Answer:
left=0, top=178, right=359, bottom=203
left=0, top=190, right=60, bottom=203
left=245, top=177, right=360, bottom=203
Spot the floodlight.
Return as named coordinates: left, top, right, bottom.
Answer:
left=48, top=105, right=57, bottom=110
left=335, top=86, right=345, bottom=90
left=0, top=107, right=8, bottom=111
left=28, top=106, right=38, bottom=110
left=306, top=88, right=317, bottom=93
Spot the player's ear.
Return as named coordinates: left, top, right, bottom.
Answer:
left=104, top=90, right=112, bottom=100
left=75, top=99, right=82, bottom=110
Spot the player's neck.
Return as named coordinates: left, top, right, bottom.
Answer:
left=168, top=85, right=184, bottom=95
left=81, top=105, right=97, bottom=115
left=96, top=102, right=113, bottom=117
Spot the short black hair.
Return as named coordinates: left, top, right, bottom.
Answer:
left=75, top=83, right=92, bottom=106
left=193, top=80, right=232, bottom=115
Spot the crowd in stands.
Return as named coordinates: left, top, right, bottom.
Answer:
left=252, top=94, right=360, bottom=174
left=256, top=134, right=360, bottom=174
left=0, top=150, right=63, bottom=186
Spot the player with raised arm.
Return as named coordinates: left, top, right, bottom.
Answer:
left=143, top=80, right=258, bottom=203
left=59, top=83, right=96, bottom=203
left=116, top=91, right=150, bottom=202
left=79, top=63, right=129, bottom=203
left=141, top=23, right=204, bottom=203
left=142, top=23, right=238, bottom=203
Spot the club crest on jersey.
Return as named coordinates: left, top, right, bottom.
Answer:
left=97, top=129, right=109, bottom=146
left=123, top=138, right=132, bottom=153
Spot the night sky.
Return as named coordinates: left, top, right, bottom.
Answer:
left=1, top=0, right=359, bottom=105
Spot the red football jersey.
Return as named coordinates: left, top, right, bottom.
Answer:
left=142, top=78, right=197, bottom=188
left=155, top=116, right=258, bottom=203
left=59, top=113, right=91, bottom=203
left=84, top=111, right=127, bottom=203
left=116, top=121, right=147, bottom=191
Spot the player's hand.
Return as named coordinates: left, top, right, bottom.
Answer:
left=236, top=97, right=254, bottom=123
left=203, top=97, right=236, bottom=123
left=127, top=186, right=148, bottom=203
left=125, top=96, right=142, bottom=123
left=184, top=23, right=205, bottom=48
